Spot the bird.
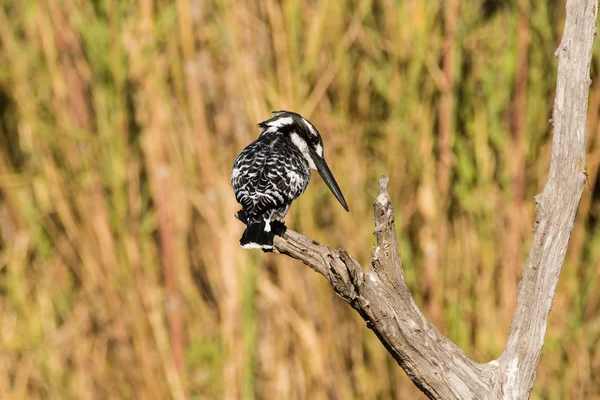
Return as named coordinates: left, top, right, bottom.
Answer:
left=231, top=111, right=349, bottom=250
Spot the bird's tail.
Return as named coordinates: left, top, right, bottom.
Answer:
left=240, top=219, right=275, bottom=250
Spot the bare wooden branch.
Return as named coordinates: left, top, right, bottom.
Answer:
left=495, top=0, right=597, bottom=396
left=274, top=178, right=491, bottom=398
left=269, top=0, right=597, bottom=398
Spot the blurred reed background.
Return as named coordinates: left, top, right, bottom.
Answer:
left=0, top=0, right=599, bottom=399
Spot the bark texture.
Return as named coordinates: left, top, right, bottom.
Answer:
left=268, top=0, right=597, bottom=398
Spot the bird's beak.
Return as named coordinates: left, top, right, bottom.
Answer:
left=309, top=148, right=349, bottom=212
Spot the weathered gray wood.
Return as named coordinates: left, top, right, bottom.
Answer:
left=493, top=0, right=597, bottom=397
left=274, top=179, right=492, bottom=399
left=269, top=0, right=597, bottom=398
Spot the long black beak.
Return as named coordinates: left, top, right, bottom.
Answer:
left=309, top=148, right=349, bottom=212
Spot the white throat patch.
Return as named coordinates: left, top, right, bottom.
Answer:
left=290, top=132, right=317, bottom=170
left=315, top=143, right=323, bottom=157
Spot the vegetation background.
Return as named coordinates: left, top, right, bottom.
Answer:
left=0, top=0, right=599, bottom=399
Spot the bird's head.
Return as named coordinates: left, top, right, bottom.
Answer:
left=258, top=111, right=349, bottom=212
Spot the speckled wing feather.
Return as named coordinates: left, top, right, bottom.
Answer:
left=231, top=134, right=311, bottom=221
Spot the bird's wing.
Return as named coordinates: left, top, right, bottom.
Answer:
left=232, top=138, right=310, bottom=217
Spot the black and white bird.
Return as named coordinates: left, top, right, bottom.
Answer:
left=231, top=111, right=349, bottom=250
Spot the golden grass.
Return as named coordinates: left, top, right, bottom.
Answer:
left=0, top=0, right=599, bottom=398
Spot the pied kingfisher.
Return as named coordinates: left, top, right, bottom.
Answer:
left=231, top=111, right=349, bottom=250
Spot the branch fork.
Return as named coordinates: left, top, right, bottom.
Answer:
left=264, top=1, right=597, bottom=397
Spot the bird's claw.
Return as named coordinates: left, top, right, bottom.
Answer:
left=271, top=221, right=287, bottom=236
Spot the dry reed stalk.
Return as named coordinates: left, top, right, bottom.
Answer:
left=427, top=0, right=460, bottom=326
left=504, top=0, right=530, bottom=323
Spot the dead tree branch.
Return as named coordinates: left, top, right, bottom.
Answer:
left=269, top=0, right=597, bottom=398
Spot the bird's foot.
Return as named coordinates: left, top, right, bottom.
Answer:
left=271, top=221, right=287, bottom=236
